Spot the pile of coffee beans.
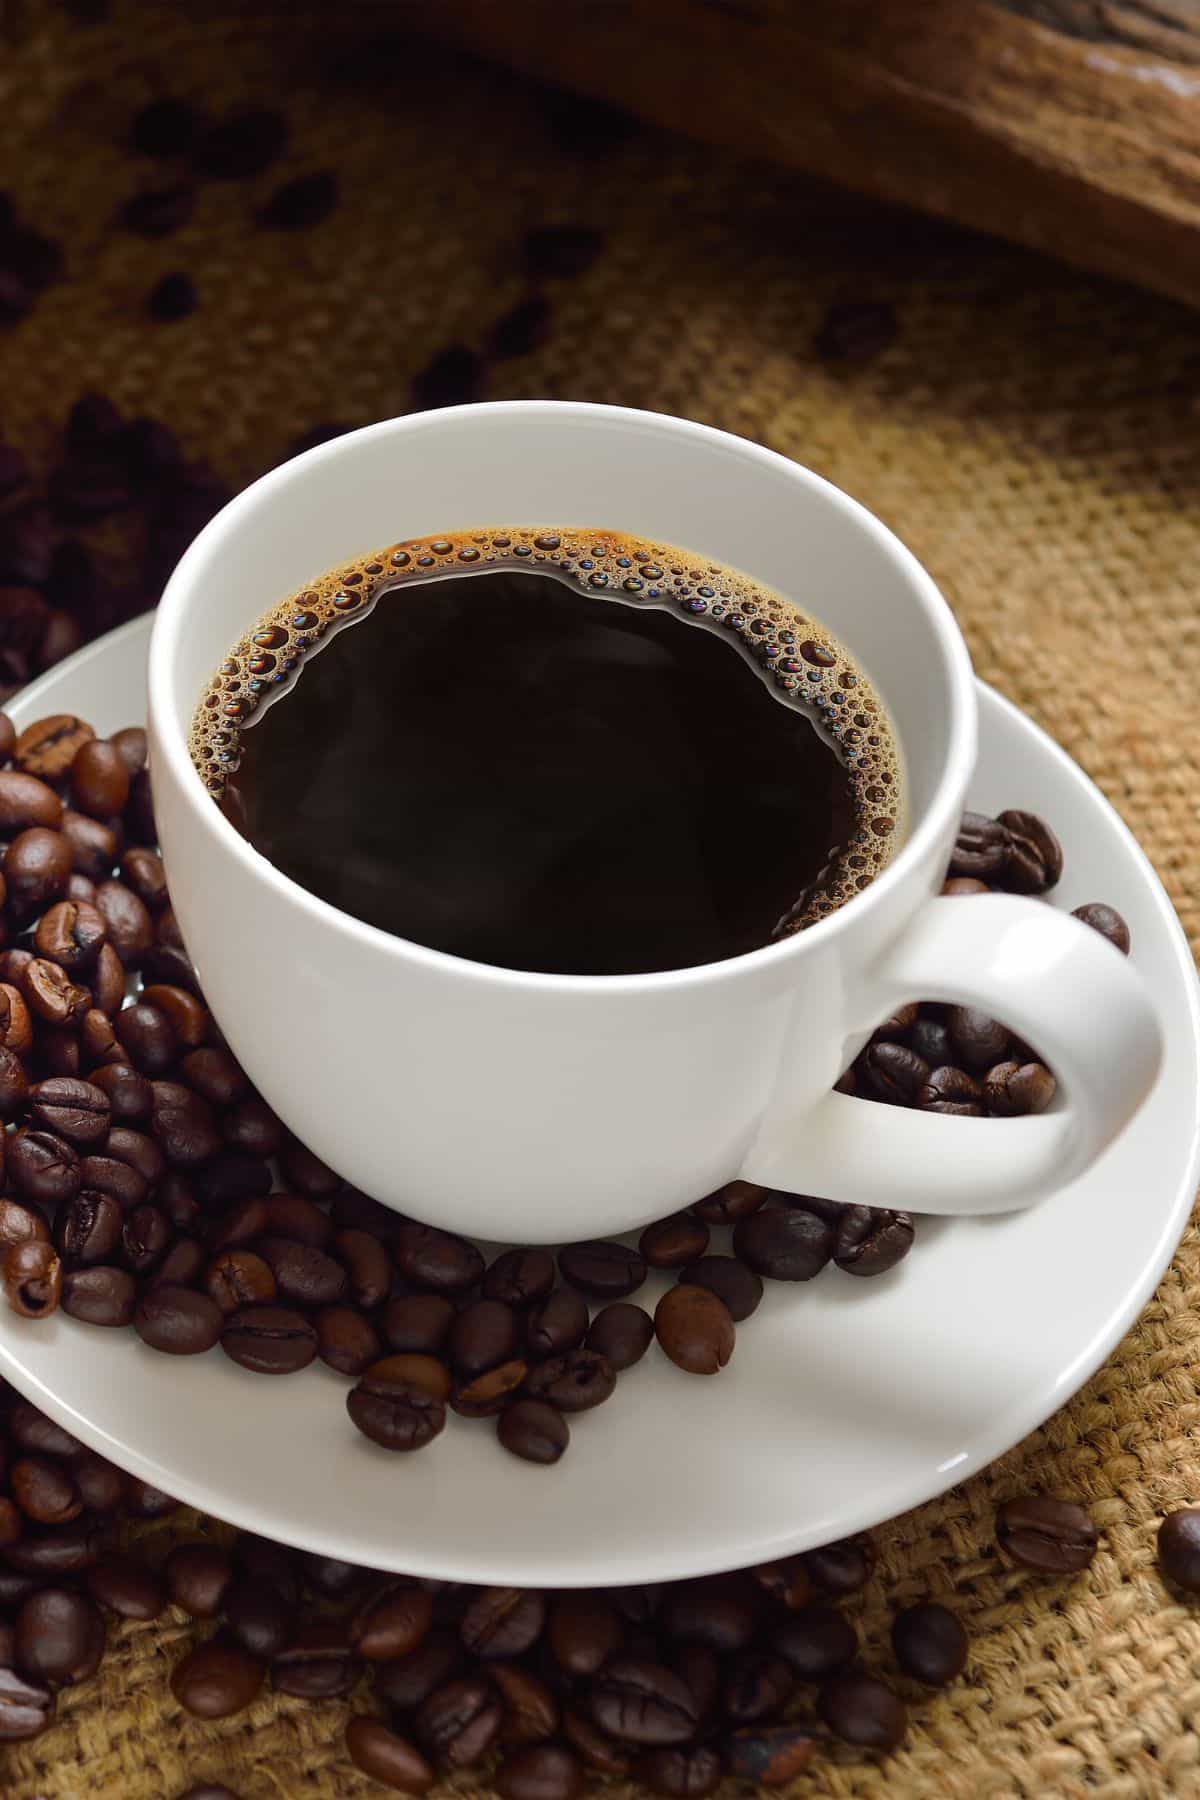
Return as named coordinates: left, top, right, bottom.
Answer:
left=841, top=807, right=1130, bottom=1118
left=0, top=721, right=1132, bottom=1478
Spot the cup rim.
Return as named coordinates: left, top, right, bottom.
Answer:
left=149, top=400, right=977, bottom=993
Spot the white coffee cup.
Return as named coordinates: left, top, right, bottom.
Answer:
left=147, top=403, right=1162, bottom=1241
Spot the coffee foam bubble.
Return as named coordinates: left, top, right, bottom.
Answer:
left=190, top=526, right=904, bottom=934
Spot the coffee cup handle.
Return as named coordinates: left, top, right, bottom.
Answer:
left=742, top=894, right=1163, bottom=1216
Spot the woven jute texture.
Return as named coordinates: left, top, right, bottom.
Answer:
left=2, top=3, right=1199, bottom=1796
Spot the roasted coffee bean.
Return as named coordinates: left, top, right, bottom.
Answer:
left=1157, top=1509, right=1200, bottom=1591
left=166, top=1542, right=234, bottom=1617
left=88, top=1062, right=151, bottom=1121
left=722, top=1722, right=818, bottom=1786
left=55, top=1191, right=122, bottom=1266
left=487, top=293, right=552, bottom=361
left=61, top=1264, right=134, bottom=1326
left=157, top=1172, right=201, bottom=1234
left=911, top=1016, right=953, bottom=1066
left=558, top=1240, right=646, bottom=1300
left=947, top=1006, right=1010, bottom=1074
left=345, top=1713, right=435, bottom=1793
left=71, top=1451, right=125, bottom=1514
left=562, top=1709, right=630, bottom=1776
left=330, top=1190, right=400, bottom=1234
left=804, top=1533, right=876, bottom=1595
left=452, top=1359, right=528, bottom=1418
left=9, top=1129, right=79, bottom=1205
left=661, top=1576, right=759, bottom=1652
left=590, top=1656, right=698, bottom=1747
left=348, top=1373, right=446, bottom=1450
left=691, top=1180, right=767, bottom=1226
left=14, top=716, right=92, bottom=782
left=171, top=1639, right=265, bottom=1718
left=462, top=1587, right=546, bottom=1660
left=279, top=1135, right=340, bottom=1197
left=449, top=1299, right=519, bottom=1376
left=983, top=1059, right=1057, bottom=1116
left=300, top=1551, right=364, bottom=1600
left=996, top=1496, right=1097, bottom=1572
left=91, top=943, right=126, bottom=1016
left=110, top=725, right=148, bottom=774
left=3, top=1240, right=62, bottom=1317
left=418, top=1675, right=503, bottom=1768
left=224, top=1576, right=295, bottom=1659
left=258, top=170, right=339, bottom=230
left=0, top=1567, right=39, bottom=1606
left=121, top=1203, right=172, bottom=1275
left=891, top=1601, right=968, bottom=1685
left=721, top=1653, right=795, bottom=1726
left=87, top=1552, right=164, bottom=1620
left=60, top=811, right=116, bottom=882
left=832, top=1207, right=915, bottom=1277
left=178, top=1049, right=246, bottom=1111
left=585, top=1302, right=654, bottom=1371
left=114, top=1001, right=177, bottom=1074
left=525, top=1288, right=589, bottom=1359
left=148, top=1233, right=204, bottom=1292
left=149, top=1080, right=222, bottom=1164
left=119, top=847, right=167, bottom=911
left=134, top=1284, right=222, bottom=1354
left=95, top=879, right=153, bottom=962
left=23, top=957, right=90, bottom=1027
left=677, top=1255, right=763, bottom=1323
left=10, top=1455, right=82, bottom=1524
left=410, top=344, right=484, bottom=411
left=4, top=1516, right=102, bottom=1574
left=1073, top=902, right=1131, bottom=955
left=732, top=1207, right=834, bottom=1281
left=262, top=1192, right=332, bottom=1246
left=194, top=1155, right=271, bottom=1210
left=6, top=833, right=73, bottom=914
left=0, top=1197, right=48, bottom=1249
left=77, top=1153, right=146, bottom=1209
left=941, top=876, right=990, bottom=896
left=490, top=1660, right=558, bottom=1744
left=35, top=900, right=107, bottom=973
left=484, top=1247, right=556, bottom=1308
left=818, top=1671, right=907, bottom=1749
left=382, top=1293, right=455, bottom=1355
left=223, top=1097, right=285, bottom=1157
left=495, top=1742, right=584, bottom=1800
left=30, top=1076, right=111, bottom=1145
left=374, top=1628, right=463, bottom=1711
left=37, top=1028, right=81, bottom=1079
left=207, top=1198, right=270, bottom=1252
left=872, top=1000, right=920, bottom=1043
left=332, top=1228, right=391, bottom=1310
left=15, top=1587, right=104, bottom=1685
left=547, top=1592, right=623, bottom=1677
left=106, top=1125, right=165, bottom=1187
left=79, top=1009, right=121, bottom=1065
left=860, top=1041, right=929, bottom=1104
left=995, top=809, right=1062, bottom=894
left=156, top=903, right=186, bottom=949
left=771, top=1604, right=857, bottom=1680
left=0, top=1663, right=54, bottom=1740
left=918, top=1064, right=983, bottom=1115
left=140, top=944, right=202, bottom=994
left=352, top=1582, right=433, bottom=1660
left=317, top=1305, right=381, bottom=1376
left=751, top=1556, right=811, bottom=1611
left=365, top=1355, right=451, bottom=1403
left=8, top=1403, right=81, bottom=1458
left=524, top=1349, right=615, bottom=1413
left=393, top=1222, right=484, bottom=1295
left=0, top=770, right=62, bottom=833
left=0, top=981, right=32, bottom=1055
left=221, top=1305, right=317, bottom=1375
left=639, top=1213, right=709, bottom=1269
left=497, top=1400, right=570, bottom=1466
left=256, top=1235, right=347, bottom=1308
left=948, top=810, right=1011, bottom=881
left=654, top=1286, right=735, bottom=1376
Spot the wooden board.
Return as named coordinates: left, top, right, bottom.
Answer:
left=414, top=0, right=1200, bottom=310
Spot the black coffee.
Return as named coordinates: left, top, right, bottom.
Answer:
left=192, top=528, right=903, bottom=975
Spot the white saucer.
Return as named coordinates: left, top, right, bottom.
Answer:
left=1, top=615, right=1196, bottom=1587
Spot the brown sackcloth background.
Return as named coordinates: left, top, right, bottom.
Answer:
left=2, top=2, right=1200, bottom=1795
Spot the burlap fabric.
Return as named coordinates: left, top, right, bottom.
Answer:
left=2, top=3, right=1199, bottom=1796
